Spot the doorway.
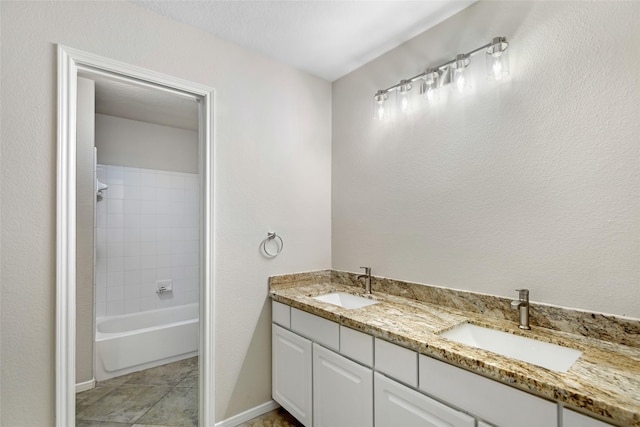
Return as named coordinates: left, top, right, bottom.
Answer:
left=56, top=46, right=215, bottom=426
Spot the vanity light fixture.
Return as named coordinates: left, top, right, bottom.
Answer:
left=396, top=80, right=413, bottom=114
left=373, top=90, right=390, bottom=121
left=420, top=68, right=440, bottom=104
left=373, top=36, right=510, bottom=121
left=486, top=36, right=510, bottom=80
left=451, top=53, right=470, bottom=93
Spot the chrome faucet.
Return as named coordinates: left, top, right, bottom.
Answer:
left=511, top=289, right=531, bottom=330
left=357, top=267, right=372, bottom=294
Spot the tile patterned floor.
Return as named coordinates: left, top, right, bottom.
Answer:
left=76, top=357, right=198, bottom=427
left=237, top=408, right=303, bottom=427
left=77, top=357, right=301, bottom=427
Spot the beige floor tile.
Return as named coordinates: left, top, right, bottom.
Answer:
left=76, top=384, right=172, bottom=423
left=237, top=408, right=303, bottom=427
left=76, top=385, right=118, bottom=409
left=96, top=374, right=135, bottom=388
left=124, top=359, right=197, bottom=387
left=175, top=368, right=198, bottom=388
left=135, top=386, right=198, bottom=427
left=76, top=421, right=132, bottom=427
left=77, top=358, right=199, bottom=426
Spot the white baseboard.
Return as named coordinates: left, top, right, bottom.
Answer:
left=214, top=400, right=280, bottom=427
left=75, top=379, right=96, bottom=393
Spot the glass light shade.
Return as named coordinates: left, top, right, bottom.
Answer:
left=420, top=69, right=440, bottom=104
left=486, top=37, right=509, bottom=80
left=395, top=80, right=414, bottom=115
left=373, top=90, right=390, bottom=121
left=450, top=54, right=470, bottom=93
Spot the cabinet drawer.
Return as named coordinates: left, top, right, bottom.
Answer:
left=563, top=408, right=615, bottom=427
left=375, top=373, right=474, bottom=427
left=375, top=338, right=417, bottom=387
left=340, top=326, right=373, bottom=367
left=291, top=308, right=339, bottom=350
left=272, top=301, right=291, bottom=328
left=419, top=356, right=556, bottom=427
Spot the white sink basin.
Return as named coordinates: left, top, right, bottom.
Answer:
left=313, top=292, right=379, bottom=309
left=439, top=323, right=581, bottom=372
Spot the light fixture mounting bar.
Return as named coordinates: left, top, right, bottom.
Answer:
left=376, top=36, right=508, bottom=94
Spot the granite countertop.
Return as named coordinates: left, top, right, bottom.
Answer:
left=269, top=273, right=640, bottom=427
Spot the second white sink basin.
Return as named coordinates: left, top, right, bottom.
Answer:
left=313, top=292, right=379, bottom=309
left=439, top=323, right=582, bottom=372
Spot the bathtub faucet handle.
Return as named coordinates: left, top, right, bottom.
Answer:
left=156, top=279, right=173, bottom=294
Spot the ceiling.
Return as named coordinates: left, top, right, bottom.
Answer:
left=88, top=1, right=476, bottom=130
left=86, top=74, right=200, bottom=130
left=133, top=0, right=476, bottom=82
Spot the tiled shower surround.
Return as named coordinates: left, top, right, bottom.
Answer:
left=96, top=164, right=200, bottom=317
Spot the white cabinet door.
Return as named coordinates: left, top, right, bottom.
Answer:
left=272, top=324, right=312, bottom=427
left=313, top=343, right=373, bottom=427
left=563, top=408, right=615, bottom=427
left=375, top=373, right=475, bottom=427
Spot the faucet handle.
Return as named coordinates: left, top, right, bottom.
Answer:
left=515, top=289, right=529, bottom=301
left=360, top=266, right=371, bottom=275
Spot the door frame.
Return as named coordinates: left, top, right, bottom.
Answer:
left=56, top=45, right=215, bottom=426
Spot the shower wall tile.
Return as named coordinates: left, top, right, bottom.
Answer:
left=96, top=165, right=200, bottom=317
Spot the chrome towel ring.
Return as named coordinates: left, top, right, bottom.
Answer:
left=262, top=232, right=283, bottom=257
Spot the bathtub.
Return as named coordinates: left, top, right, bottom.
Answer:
left=95, top=303, right=199, bottom=381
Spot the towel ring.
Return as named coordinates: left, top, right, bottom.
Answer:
left=262, top=232, right=283, bottom=257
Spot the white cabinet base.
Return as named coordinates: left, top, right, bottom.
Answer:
left=273, top=303, right=611, bottom=427
left=272, top=324, right=312, bottom=427
left=313, top=343, right=373, bottom=427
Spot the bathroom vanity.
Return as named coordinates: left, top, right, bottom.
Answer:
left=270, top=270, right=640, bottom=427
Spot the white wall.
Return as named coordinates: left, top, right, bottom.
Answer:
left=76, top=77, right=96, bottom=384
left=95, top=115, right=201, bottom=317
left=6, top=1, right=638, bottom=425
left=0, top=1, right=331, bottom=425
left=95, top=164, right=200, bottom=317
left=95, top=114, right=199, bottom=173
left=332, top=1, right=640, bottom=318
